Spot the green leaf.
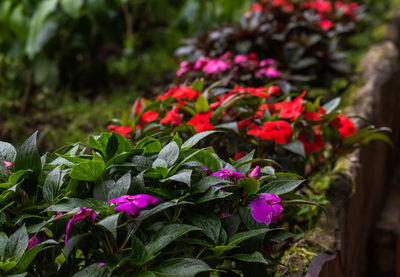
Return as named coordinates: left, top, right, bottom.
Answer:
left=181, top=131, right=218, bottom=150
left=45, top=198, right=107, bottom=212
left=16, top=244, right=44, bottom=273
left=195, top=186, right=233, bottom=204
left=93, top=180, right=115, bottom=201
left=135, top=201, right=192, bottom=221
left=72, top=263, right=110, bottom=277
left=268, top=230, right=294, bottom=243
left=26, top=0, right=58, bottom=58
left=191, top=79, right=204, bottom=92
left=192, top=151, right=220, bottom=172
left=231, top=252, right=268, bottom=264
left=282, top=140, right=306, bottom=158
left=191, top=176, right=230, bottom=194
left=322, top=97, right=340, bottom=113
left=14, top=132, right=41, bottom=185
left=195, top=95, right=209, bottom=113
left=145, top=224, right=201, bottom=258
left=0, top=141, right=16, bottom=162
left=237, top=177, right=260, bottom=196
left=228, top=229, right=269, bottom=246
left=43, top=166, right=62, bottom=204
left=88, top=133, right=113, bottom=160
left=215, top=122, right=238, bottom=134
left=234, top=150, right=255, bottom=173
left=260, top=179, right=305, bottom=195
left=70, top=160, right=105, bottom=182
left=61, top=0, right=83, bottom=18
left=0, top=232, right=8, bottom=257
left=158, top=142, right=180, bottom=167
left=107, top=172, right=131, bottom=200
left=161, top=169, right=192, bottom=186
left=6, top=224, right=28, bottom=262
left=190, top=212, right=221, bottom=244
left=152, top=258, right=211, bottom=277
left=97, top=213, right=120, bottom=240
left=64, top=234, right=88, bottom=261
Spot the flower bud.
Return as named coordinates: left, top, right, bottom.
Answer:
left=248, top=166, right=261, bottom=179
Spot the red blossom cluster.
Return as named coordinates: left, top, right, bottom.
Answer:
left=107, top=82, right=358, bottom=157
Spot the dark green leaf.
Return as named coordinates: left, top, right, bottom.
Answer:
left=43, top=166, right=62, bottom=204
left=15, top=131, right=41, bottom=185
left=16, top=244, right=44, bottom=273
left=260, top=180, right=305, bottom=195
left=145, top=224, right=200, bottom=258
left=6, top=224, right=28, bottom=262
left=158, top=142, right=179, bottom=166
left=64, top=234, right=88, bottom=261
left=72, top=263, right=110, bottom=277
left=282, top=140, right=305, bottom=158
left=0, top=141, right=16, bottom=162
left=108, top=172, right=131, bottom=200
left=191, top=176, right=230, bottom=194
left=322, top=97, right=341, bottom=113
left=152, top=258, right=210, bottom=277
left=232, top=252, right=268, bottom=264
left=97, top=213, right=120, bottom=240
left=228, top=229, right=269, bottom=246
left=181, top=131, right=218, bottom=149
left=238, top=177, right=260, bottom=196
left=190, top=212, right=221, bottom=244
left=161, top=169, right=192, bottom=186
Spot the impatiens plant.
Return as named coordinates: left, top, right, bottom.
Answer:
left=108, top=80, right=389, bottom=177
left=0, top=131, right=319, bottom=276
left=175, top=0, right=362, bottom=91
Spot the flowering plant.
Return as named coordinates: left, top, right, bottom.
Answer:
left=0, top=131, right=317, bottom=276
left=175, top=0, right=362, bottom=91
left=109, top=80, right=389, bottom=178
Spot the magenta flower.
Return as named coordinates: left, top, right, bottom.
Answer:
left=3, top=161, right=13, bottom=167
left=177, top=61, right=191, bottom=76
left=249, top=193, right=283, bottom=225
left=98, top=262, right=105, bottom=268
left=27, top=236, right=39, bottom=251
left=256, top=67, right=281, bottom=78
left=108, top=194, right=158, bottom=216
left=211, top=168, right=245, bottom=184
left=259, top=59, right=277, bottom=67
left=65, top=207, right=96, bottom=245
left=203, top=59, right=230, bottom=74
left=248, top=166, right=261, bottom=179
left=194, top=57, right=211, bottom=69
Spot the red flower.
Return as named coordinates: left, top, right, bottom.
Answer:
left=298, top=132, right=325, bottom=154
left=304, top=111, right=322, bottom=121
left=188, top=111, right=214, bottom=132
left=133, top=98, right=143, bottom=115
left=238, top=118, right=253, bottom=130
left=108, top=125, right=133, bottom=138
left=160, top=107, right=183, bottom=126
left=248, top=121, right=293, bottom=144
left=157, top=87, right=173, bottom=101
left=172, top=86, right=199, bottom=100
left=267, top=86, right=281, bottom=96
left=141, top=111, right=159, bottom=123
left=278, top=91, right=306, bottom=121
left=234, top=152, right=247, bottom=160
left=319, top=19, right=333, bottom=30
left=245, top=87, right=270, bottom=98
left=331, top=115, right=357, bottom=139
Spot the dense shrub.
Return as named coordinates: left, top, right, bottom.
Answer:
left=0, top=131, right=315, bottom=276
left=175, top=0, right=362, bottom=94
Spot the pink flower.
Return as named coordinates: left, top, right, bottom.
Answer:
left=98, top=263, right=105, bottom=268
left=211, top=168, right=245, bottom=184
left=259, top=59, right=277, bottom=67
left=194, top=57, right=211, bottom=69
left=108, top=194, right=158, bottom=216
left=27, top=236, right=39, bottom=250
left=3, top=161, right=13, bottom=167
left=256, top=67, right=281, bottom=78
left=248, top=166, right=261, bottom=179
left=65, top=207, right=96, bottom=245
left=177, top=61, right=191, bottom=77
left=249, top=193, right=283, bottom=225
left=203, top=59, right=230, bottom=74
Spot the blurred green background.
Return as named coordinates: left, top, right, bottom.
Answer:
left=0, top=0, right=249, bottom=151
